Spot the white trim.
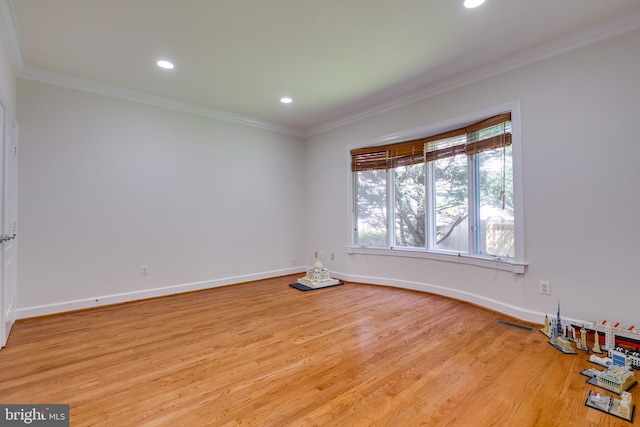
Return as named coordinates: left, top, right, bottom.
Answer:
left=16, top=265, right=596, bottom=330
left=510, top=102, right=526, bottom=265
left=306, top=10, right=640, bottom=136
left=0, top=2, right=305, bottom=136
left=345, top=273, right=542, bottom=323
left=0, top=0, right=25, bottom=73
left=348, top=101, right=520, bottom=151
left=16, top=266, right=306, bottom=319
left=343, top=273, right=601, bottom=328
left=18, top=67, right=306, bottom=137
left=347, top=246, right=526, bottom=274
left=1, top=0, right=639, bottom=137
left=348, top=101, right=525, bottom=272
left=0, top=0, right=307, bottom=137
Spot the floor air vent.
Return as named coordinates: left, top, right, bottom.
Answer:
left=496, top=319, right=535, bottom=332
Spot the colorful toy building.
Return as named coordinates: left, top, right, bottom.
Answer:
left=593, top=365, right=637, bottom=394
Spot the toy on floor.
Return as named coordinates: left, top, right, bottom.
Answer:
left=544, top=302, right=576, bottom=354
left=296, top=259, right=341, bottom=289
left=585, top=390, right=634, bottom=422
left=583, top=348, right=637, bottom=394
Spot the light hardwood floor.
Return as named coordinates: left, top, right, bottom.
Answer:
left=0, top=275, right=636, bottom=426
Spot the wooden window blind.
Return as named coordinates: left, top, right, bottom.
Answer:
left=351, top=113, right=511, bottom=172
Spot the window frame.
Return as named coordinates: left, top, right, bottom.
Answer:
left=348, top=102, right=526, bottom=274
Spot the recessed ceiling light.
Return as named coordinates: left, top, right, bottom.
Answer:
left=157, top=60, right=174, bottom=69
left=464, top=0, right=485, bottom=8
left=280, top=97, right=293, bottom=104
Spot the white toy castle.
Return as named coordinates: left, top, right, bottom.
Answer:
left=296, top=259, right=340, bottom=289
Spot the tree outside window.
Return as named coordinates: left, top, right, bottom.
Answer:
left=353, top=113, right=514, bottom=258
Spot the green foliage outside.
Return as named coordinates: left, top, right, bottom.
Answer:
left=356, top=143, right=514, bottom=257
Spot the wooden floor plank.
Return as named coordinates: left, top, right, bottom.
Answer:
left=0, top=275, right=636, bottom=426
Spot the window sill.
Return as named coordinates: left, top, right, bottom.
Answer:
left=346, top=246, right=527, bottom=274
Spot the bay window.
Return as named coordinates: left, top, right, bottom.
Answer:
left=352, top=113, right=516, bottom=262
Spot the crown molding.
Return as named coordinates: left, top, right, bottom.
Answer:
left=0, top=2, right=304, bottom=137
left=0, top=0, right=25, bottom=73
left=19, top=66, right=306, bottom=137
left=306, top=8, right=640, bottom=137
left=2, top=0, right=639, bottom=138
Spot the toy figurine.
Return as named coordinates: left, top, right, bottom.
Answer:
left=556, top=301, right=563, bottom=337
left=585, top=389, right=635, bottom=422
left=592, top=330, right=602, bottom=354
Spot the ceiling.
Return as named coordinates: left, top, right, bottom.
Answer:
left=4, top=0, right=640, bottom=135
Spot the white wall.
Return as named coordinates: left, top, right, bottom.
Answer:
left=305, top=29, right=640, bottom=326
left=0, top=32, right=16, bottom=115
left=17, top=80, right=306, bottom=316
left=14, top=27, right=640, bottom=326
left=0, top=21, right=15, bottom=121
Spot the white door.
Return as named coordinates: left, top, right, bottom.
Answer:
left=1, top=117, right=17, bottom=347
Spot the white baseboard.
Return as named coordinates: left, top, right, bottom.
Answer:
left=342, top=273, right=546, bottom=324
left=17, top=268, right=555, bottom=326
left=16, top=266, right=306, bottom=319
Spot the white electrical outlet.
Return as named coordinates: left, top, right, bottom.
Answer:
left=331, top=253, right=335, bottom=261
left=140, top=265, right=149, bottom=276
left=539, top=280, right=551, bottom=295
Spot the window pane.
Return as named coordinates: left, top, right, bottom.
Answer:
left=477, top=146, right=514, bottom=257
left=434, top=154, right=468, bottom=252
left=394, top=164, right=425, bottom=247
left=355, top=170, right=387, bottom=246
